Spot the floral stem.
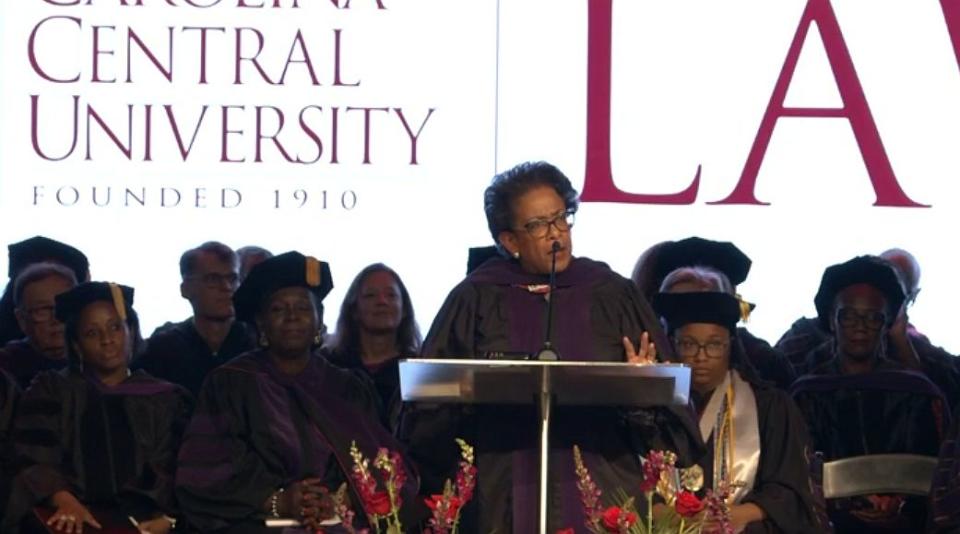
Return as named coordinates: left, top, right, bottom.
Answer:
left=646, top=492, right=653, bottom=534
left=678, top=517, right=685, bottom=534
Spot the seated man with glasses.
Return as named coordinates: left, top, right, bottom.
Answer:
left=791, top=255, right=946, bottom=533
left=132, top=241, right=254, bottom=396
left=0, top=262, right=77, bottom=389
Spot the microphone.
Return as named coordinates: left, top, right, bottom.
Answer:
left=535, top=241, right=562, bottom=361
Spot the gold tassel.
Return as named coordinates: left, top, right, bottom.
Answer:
left=736, top=294, right=753, bottom=323
left=306, top=257, right=322, bottom=287
left=109, top=283, right=127, bottom=321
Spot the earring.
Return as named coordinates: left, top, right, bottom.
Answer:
left=258, top=331, right=269, bottom=348
left=513, top=251, right=520, bottom=259
left=314, top=332, right=323, bottom=346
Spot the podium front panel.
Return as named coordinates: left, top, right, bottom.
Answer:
left=400, top=359, right=690, bottom=407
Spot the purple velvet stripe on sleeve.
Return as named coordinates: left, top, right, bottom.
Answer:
left=253, top=368, right=304, bottom=477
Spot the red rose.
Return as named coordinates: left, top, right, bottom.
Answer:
left=425, top=494, right=464, bottom=522
left=675, top=490, right=704, bottom=518
left=556, top=529, right=576, bottom=534
left=364, top=491, right=391, bottom=516
left=601, top=506, right=637, bottom=533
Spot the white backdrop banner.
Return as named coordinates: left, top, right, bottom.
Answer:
left=2, top=0, right=959, bottom=352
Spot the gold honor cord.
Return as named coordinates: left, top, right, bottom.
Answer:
left=711, top=373, right=739, bottom=503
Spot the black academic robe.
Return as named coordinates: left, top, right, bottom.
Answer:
left=2, top=369, right=192, bottom=533
left=931, top=409, right=960, bottom=533
left=0, top=339, right=68, bottom=391
left=0, top=369, right=19, bottom=519
left=132, top=318, right=255, bottom=396
left=399, top=257, right=701, bottom=534
left=911, top=334, right=960, bottom=409
left=792, top=361, right=947, bottom=534
left=739, top=328, right=797, bottom=390
left=778, top=318, right=960, bottom=405
left=323, top=348, right=403, bottom=432
left=175, top=350, right=421, bottom=533
left=695, top=385, right=823, bottom=534
left=776, top=317, right=830, bottom=374
left=0, top=287, right=24, bottom=347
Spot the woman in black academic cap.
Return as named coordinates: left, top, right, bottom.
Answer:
left=633, top=236, right=797, bottom=390
left=175, top=252, right=421, bottom=533
left=3, top=282, right=192, bottom=534
left=654, top=291, right=822, bottom=534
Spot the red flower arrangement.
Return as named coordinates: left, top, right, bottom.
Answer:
left=349, top=442, right=406, bottom=533
left=601, top=506, right=638, bottom=533
left=567, top=446, right=731, bottom=534
left=675, top=491, right=704, bottom=517
left=423, top=438, right=476, bottom=534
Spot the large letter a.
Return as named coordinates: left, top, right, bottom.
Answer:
left=712, top=0, right=927, bottom=207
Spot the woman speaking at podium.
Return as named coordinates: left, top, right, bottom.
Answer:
left=400, top=161, right=700, bottom=534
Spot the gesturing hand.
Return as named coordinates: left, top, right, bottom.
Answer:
left=623, top=332, right=657, bottom=364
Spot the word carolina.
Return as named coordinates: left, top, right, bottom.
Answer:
left=37, top=0, right=383, bottom=10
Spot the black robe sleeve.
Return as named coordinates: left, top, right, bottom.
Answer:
left=0, top=370, right=19, bottom=517
left=742, top=388, right=824, bottom=534
left=126, top=385, right=194, bottom=516
left=2, top=372, right=190, bottom=532
left=8, top=372, right=74, bottom=507
left=398, top=281, right=479, bottom=495
left=931, top=408, right=960, bottom=533
left=175, top=368, right=285, bottom=531
left=739, top=328, right=797, bottom=390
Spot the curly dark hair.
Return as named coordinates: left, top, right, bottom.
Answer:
left=483, top=161, right=580, bottom=250
left=328, top=263, right=421, bottom=358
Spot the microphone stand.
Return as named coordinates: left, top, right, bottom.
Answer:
left=535, top=241, right=561, bottom=361
left=534, top=242, right=559, bottom=532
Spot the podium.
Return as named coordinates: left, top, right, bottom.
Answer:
left=399, top=359, right=691, bottom=534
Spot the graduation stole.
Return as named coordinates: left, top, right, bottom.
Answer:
left=698, top=369, right=761, bottom=504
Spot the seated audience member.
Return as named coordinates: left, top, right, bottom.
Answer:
left=0, top=369, right=18, bottom=518
left=636, top=237, right=796, bottom=389
left=777, top=248, right=958, bottom=398
left=879, top=248, right=960, bottom=407
left=791, top=256, right=946, bottom=533
left=324, top=263, right=421, bottom=430
left=133, top=242, right=254, bottom=396
left=236, top=246, right=273, bottom=283
left=655, top=291, right=822, bottom=533
left=2, top=282, right=191, bottom=534
left=0, top=263, right=77, bottom=389
left=0, top=237, right=89, bottom=346
left=176, top=252, right=420, bottom=533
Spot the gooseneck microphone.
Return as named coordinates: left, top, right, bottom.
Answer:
left=535, top=241, right=562, bottom=361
